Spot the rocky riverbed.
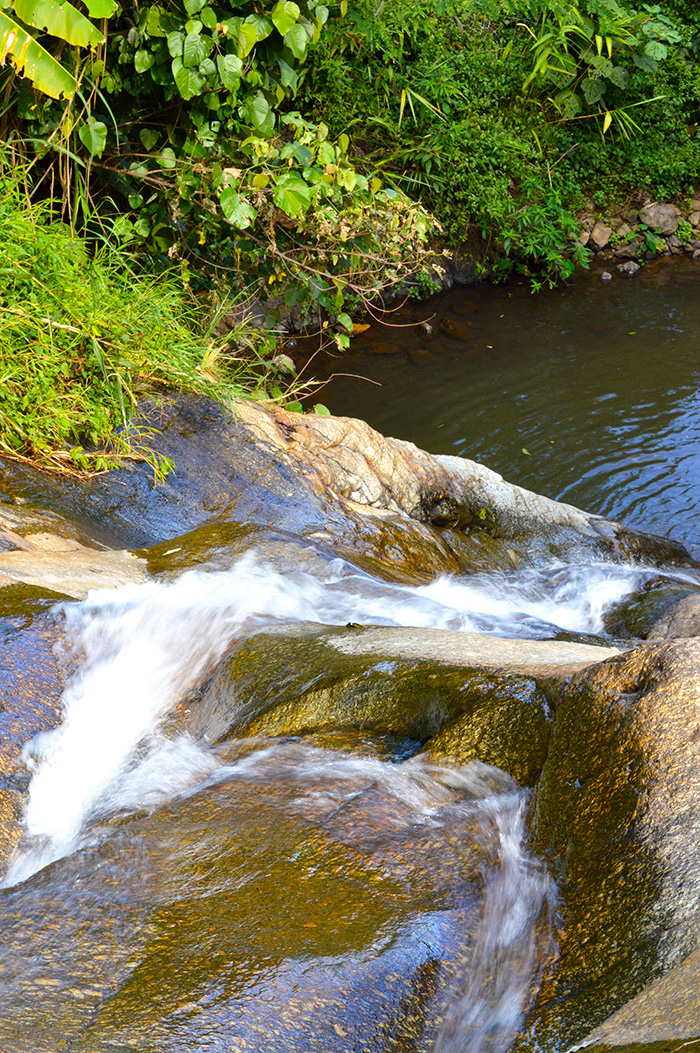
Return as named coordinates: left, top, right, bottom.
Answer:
left=1, top=398, right=700, bottom=1052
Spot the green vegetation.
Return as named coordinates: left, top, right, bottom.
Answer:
left=301, top=0, right=700, bottom=280
left=0, top=162, right=278, bottom=473
left=0, top=0, right=698, bottom=470
left=2, top=0, right=437, bottom=340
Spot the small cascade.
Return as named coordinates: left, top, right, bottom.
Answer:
left=434, top=794, right=556, bottom=1053
left=2, top=548, right=672, bottom=886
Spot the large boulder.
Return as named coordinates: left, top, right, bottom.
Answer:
left=647, top=592, right=700, bottom=640
left=180, top=624, right=620, bottom=786
left=1, top=398, right=693, bottom=579
left=516, top=639, right=700, bottom=1051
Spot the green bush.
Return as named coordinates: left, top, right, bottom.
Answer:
left=300, top=0, right=699, bottom=282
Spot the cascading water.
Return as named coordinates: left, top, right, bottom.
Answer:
left=3, top=547, right=663, bottom=885
left=2, top=543, right=692, bottom=1051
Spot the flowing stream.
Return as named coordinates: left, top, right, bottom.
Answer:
left=4, top=549, right=663, bottom=884
left=4, top=261, right=700, bottom=1051
left=307, top=257, right=700, bottom=556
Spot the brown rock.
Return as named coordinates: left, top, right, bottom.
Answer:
left=0, top=741, right=538, bottom=1053
left=613, top=237, right=643, bottom=260
left=589, top=223, right=614, bottom=251
left=419, top=673, right=551, bottom=786
left=517, top=639, right=700, bottom=1051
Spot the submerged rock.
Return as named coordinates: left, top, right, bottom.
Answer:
left=0, top=748, right=547, bottom=1053
left=516, top=639, right=700, bottom=1050
left=0, top=608, right=72, bottom=872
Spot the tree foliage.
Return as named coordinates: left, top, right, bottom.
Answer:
left=1, top=0, right=438, bottom=343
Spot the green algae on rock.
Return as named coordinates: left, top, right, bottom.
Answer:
left=516, top=639, right=700, bottom=1052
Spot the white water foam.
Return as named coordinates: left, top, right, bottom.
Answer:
left=2, top=548, right=667, bottom=885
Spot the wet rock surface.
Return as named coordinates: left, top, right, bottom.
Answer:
left=0, top=546, right=149, bottom=599
left=2, top=400, right=700, bottom=1053
left=0, top=607, right=72, bottom=871
left=515, top=639, right=700, bottom=1051
left=0, top=748, right=526, bottom=1053
left=573, top=947, right=700, bottom=1052
left=1, top=397, right=694, bottom=576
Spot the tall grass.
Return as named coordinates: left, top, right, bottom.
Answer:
left=0, top=163, right=272, bottom=476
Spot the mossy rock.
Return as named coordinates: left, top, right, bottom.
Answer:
left=603, top=579, right=700, bottom=639
left=420, top=674, right=551, bottom=786
left=140, top=519, right=459, bottom=587
left=183, top=626, right=571, bottom=786
left=515, top=639, right=700, bottom=1052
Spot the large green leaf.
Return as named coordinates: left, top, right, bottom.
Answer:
left=0, top=9, right=77, bottom=97
left=244, top=13, right=272, bottom=41
left=237, top=21, right=257, bottom=57
left=78, top=116, right=107, bottom=156
left=219, top=187, right=256, bottom=228
left=216, top=52, right=242, bottom=90
left=14, top=0, right=104, bottom=47
left=182, top=30, right=209, bottom=68
left=82, top=0, right=116, bottom=17
left=172, top=55, right=205, bottom=98
left=272, top=172, right=311, bottom=216
left=271, top=1, right=299, bottom=36
left=242, top=89, right=271, bottom=130
left=283, top=22, right=307, bottom=59
left=134, top=48, right=154, bottom=72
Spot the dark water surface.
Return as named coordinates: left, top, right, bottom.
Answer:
left=306, top=257, right=700, bottom=556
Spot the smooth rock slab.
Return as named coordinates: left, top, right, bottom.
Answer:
left=0, top=547, right=149, bottom=599
left=0, top=605, right=73, bottom=871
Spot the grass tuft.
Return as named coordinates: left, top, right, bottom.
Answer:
left=0, top=162, right=273, bottom=477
